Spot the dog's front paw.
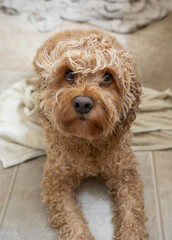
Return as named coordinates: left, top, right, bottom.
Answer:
left=59, top=232, right=95, bottom=240
left=115, top=228, right=148, bottom=240
left=74, top=233, right=95, bottom=240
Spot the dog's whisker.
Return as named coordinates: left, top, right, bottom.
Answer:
left=55, top=89, right=65, bottom=104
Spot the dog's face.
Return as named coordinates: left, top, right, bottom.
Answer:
left=36, top=32, right=141, bottom=139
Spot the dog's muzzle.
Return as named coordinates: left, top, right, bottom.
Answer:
left=73, top=96, right=94, bottom=114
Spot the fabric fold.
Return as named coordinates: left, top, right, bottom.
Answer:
left=0, top=76, right=46, bottom=168
left=132, top=87, right=172, bottom=151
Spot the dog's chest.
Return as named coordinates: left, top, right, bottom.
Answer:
left=70, top=147, right=113, bottom=178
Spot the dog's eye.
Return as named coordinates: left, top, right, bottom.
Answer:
left=100, top=72, right=113, bottom=87
left=65, top=70, right=75, bottom=84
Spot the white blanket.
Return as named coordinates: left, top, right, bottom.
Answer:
left=0, top=76, right=46, bottom=168
left=0, top=0, right=172, bottom=33
left=132, top=87, right=172, bottom=151
left=0, top=76, right=172, bottom=168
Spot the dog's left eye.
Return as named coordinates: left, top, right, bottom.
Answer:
left=65, top=70, right=75, bottom=84
left=101, top=72, right=113, bottom=86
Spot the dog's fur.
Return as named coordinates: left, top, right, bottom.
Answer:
left=33, top=29, right=148, bottom=240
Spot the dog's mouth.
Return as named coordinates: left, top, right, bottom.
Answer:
left=60, top=113, right=104, bottom=139
left=79, top=115, right=86, bottom=121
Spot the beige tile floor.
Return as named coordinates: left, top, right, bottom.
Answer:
left=0, top=11, right=172, bottom=240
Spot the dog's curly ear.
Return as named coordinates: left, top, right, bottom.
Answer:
left=117, top=57, right=142, bottom=133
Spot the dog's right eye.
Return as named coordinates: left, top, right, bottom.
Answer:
left=65, top=70, right=75, bottom=84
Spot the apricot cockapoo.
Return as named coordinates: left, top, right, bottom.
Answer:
left=34, top=29, right=148, bottom=240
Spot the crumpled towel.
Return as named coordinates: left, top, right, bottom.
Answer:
left=0, top=0, right=172, bottom=33
left=0, top=76, right=46, bottom=168
left=0, top=77, right=172, bottom=168
left=132, top=87, right=172, bottom=151
left=60, top=0, right=172, bottom=33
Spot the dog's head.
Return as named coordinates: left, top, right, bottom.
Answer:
left=34, top=30, right=141, bottom=139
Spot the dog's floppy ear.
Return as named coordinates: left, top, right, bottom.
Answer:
left=117, top=57, right=142, bottom=133
left=124, top=76, right=141, bottom=129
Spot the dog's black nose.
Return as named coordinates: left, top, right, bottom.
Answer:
left=73, top=96, right=94, bottom=114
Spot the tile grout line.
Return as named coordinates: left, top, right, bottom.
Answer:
left=151, top=152, right=165, bottom=240
left=0, top=165, right=19, bottom=226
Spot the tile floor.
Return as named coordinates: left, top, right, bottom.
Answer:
left=0, top=11, right=172, bottom=240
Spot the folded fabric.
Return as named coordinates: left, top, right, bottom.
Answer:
left=132, top=87, right=172, bottom=151
left=0, top=0, right=172, bottom=33
left=0, top=76, right=46, bottom=168
left=0, top=76, right=172, bottom=168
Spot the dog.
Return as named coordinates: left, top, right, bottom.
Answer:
left=33, top=29, right=148, bottom=240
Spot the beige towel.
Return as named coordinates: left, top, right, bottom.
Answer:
left=0, top=76, right=46, bottom=168
left=132, top=87, right=172, bottom=151
left=0, top=77, right=171, bottom=168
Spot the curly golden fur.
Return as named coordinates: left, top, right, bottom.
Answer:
left=33, top=29, right=148, bottom=240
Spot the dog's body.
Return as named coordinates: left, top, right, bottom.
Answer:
left=34, top=30, right=147, bottom=240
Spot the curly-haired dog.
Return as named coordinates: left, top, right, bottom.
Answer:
left=33, top=29, right=148, bottom=240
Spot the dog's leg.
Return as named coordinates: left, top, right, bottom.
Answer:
left=42, top=159, right=94, bottom=240
left=103, top=157, right=148, bottom=240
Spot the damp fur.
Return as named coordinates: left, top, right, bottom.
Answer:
left=33, top=29, right=148, bottom=240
